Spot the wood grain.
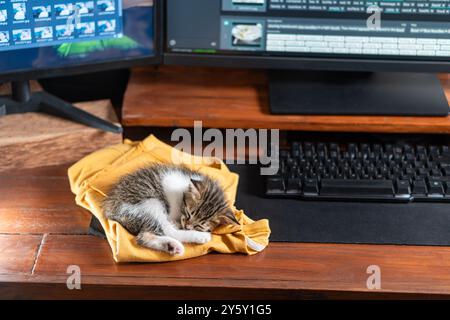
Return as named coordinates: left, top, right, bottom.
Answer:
left=0, top=175, right=78, bottom=209
left=0, top=208, right=90, bottom=234
left=31, top=235, right=450, bottom=297
left=0, top=165, right=91, bottom=234
left=0, top=98, right=122, bottom=172
left=123, top=66, right=450, bottom=133
left=0, top=235, right=43, bottom=275
left=0, top=163, right=71, bottom=177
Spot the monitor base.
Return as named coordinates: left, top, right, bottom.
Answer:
left=0, top=81, right=122, bottom=134
left=269, top=71, right=449, bottom=116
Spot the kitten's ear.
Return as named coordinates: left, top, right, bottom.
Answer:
left=184, top=179, right=202, bottom=206
left=218, top=209, right=240, bottom=226
left=190, top=178, right=205, bottom=197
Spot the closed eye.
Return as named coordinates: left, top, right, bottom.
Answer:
left=196, top=224, right=210, bottom=232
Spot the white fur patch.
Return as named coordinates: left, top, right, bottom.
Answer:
left=120, top=198, right=173, bottom=232
left=120, top=198, right=166, bottom=220
left=166, top=229, right=212, bottom=244
left=161, top=170, right=191, bottom=222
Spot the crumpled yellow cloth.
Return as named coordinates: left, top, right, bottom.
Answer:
left=68, top=135, right=271, bottom=262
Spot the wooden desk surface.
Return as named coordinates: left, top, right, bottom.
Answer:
left=123, top=66, right=450, bottom=134
left=1, top=163, right=450, bottom=299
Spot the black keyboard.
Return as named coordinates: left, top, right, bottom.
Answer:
left=264, top=134, right=450, bottom=202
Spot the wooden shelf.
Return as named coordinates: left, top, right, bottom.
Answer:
left=123, top=66, right=450, bottom=134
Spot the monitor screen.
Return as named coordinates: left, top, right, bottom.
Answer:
left=0, top=0, right=157, bottom=78
left=166, top=0, right=450, bottom=66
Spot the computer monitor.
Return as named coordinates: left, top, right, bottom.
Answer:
left=165, top=0, right=450, bottom=116
left=0, top=0, right=161, bottom=132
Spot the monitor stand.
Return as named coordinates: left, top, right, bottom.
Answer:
left=0, top=80, right=122, bottom=133
left=269, top=71, right=449, bottom=116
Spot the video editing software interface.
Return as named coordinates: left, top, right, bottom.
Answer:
left=0, top=0, right=123, bottom=51
left=167, top=0, right=450, bottom=60
left=0, top=0, right=154, bottom=75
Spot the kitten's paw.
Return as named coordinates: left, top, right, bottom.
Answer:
left=190, top=231, right=212, bottom=244
left=166, top=239, right=185, bottom=256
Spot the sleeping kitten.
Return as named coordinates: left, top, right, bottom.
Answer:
left=103, top=164, right=239, bottom=256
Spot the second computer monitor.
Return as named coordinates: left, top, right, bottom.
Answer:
left=0, top=0, right=159, bottom=81
left=165, top=0, right=450, bottom=72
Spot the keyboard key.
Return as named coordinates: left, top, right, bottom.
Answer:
left=431, top=169, right=442, bottom=176
left=320, top=179, right=393, bottom=197
left=429, top=146, right=440, bottom=157
left=303, top=178, right=319, bottom=196
left=413, top=180, right=427, bottom=195
left=396, top=180, right=411, bottom=196
left=428, top=181, right=444, bottom=196
left=445, top=182, right=450, bottom=196
left=286, top=178, right=302, bottom=194
left=442, top=168, right=450, bottom=176
left=280, top=150, right=289, bottom=158
left=266, top=176, right=285, bottom=195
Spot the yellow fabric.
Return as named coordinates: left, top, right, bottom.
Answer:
left=68, top=135, right=271, bottom=262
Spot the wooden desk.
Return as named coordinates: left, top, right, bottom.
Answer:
left=1, top=163, right=450, bottom=299
left=123, top=66, right=450, bottom=134
left=2, top=68, right=450, bottom=299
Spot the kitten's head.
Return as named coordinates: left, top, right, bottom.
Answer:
left=180, top=176, right=239, bottom=232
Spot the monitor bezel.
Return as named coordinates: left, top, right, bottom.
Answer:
left=164, top=53, right=450, bottom=73
left=0, top=0, right=162, bottom=82
left=163, top=0, right=450, bottom=74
